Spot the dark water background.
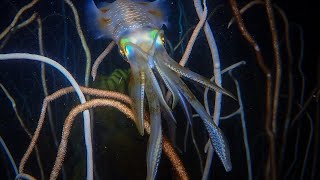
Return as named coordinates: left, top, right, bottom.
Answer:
left=0, top=0, right=319, bottom=179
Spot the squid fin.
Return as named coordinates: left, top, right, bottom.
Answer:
left=85, top=0, right=113, bottom=39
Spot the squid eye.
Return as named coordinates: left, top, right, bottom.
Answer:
left=119, top=48, right=129, bottom=62
left=119, top=49, right=125, bottom=56
left=119, top=37, right=131, bottom=57
left=160, top=36, right=165, bottom=46
left=160, top=34, right=165, bottom=44
left=156, top=33, right=165, bottom=45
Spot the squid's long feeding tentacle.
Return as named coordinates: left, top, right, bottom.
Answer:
left=158, top=45, right=236, bottom=100
left=154, top=50, right=232, bottom=172
left=145, top=76, right=163, bottom=180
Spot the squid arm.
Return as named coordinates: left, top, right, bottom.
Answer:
left=128, top=65, right=146, bottom=136
left=158, top=55, right=232, bottom=172
left=154, top=61, right=180, bottom=109
left=128, top=42, right=177, bottom=124
left=157, top=45, right=237, bottom=100
left=145, top=80, right=163, bottom=180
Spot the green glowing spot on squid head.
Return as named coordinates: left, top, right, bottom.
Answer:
left=118, top=29, right=164, bottom=60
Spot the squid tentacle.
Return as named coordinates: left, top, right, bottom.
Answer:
left=159, top=59, right=232, bottom=172
left=127, top=48, right=147, bottom=135
left=127, top=42, right=177, bottom=124
left=145, top=62, right=177, bottom=124
left=145, top=80, right=163, bottom=180
left=156, top=46, right=236, bottom=100
left=128, top=68, right=146, bottom=135
left=154, top=61, right=180, bottom=109
left=124, top=28, right=232, bottom=177
left=155, top=59, right=195, bottom=126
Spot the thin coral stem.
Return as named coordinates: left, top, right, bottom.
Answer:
left=311, top=93, right=319, bottom=179
left=284, top=129, right=300, bottom=178
left=15, top=173, right=37, bottom=180
left=274, top=5, right=294, bottom=173
left=91, top=41, right=116, bottom=81
left=227, top=0, right=264, bottom=28
left=228, top=0, right=271, bottom=76
left=290, top=88, right=320, bottom=126
left=50, top=99, right=134, bottom=180
left=0, top=135, right=18, bottom=176
left=15, top=13, right=38, bottom=30
left=37, top=16, right=56, bottom=180
left=192, top=0, right=224, bottom=178
left=64, top=0, right=92, bottom=87
left=0, top=11, right=38, bottom=48
left=299, top=108, right=313, bottom=180
left=265, top=0, right=282, bottom=136
left=0, top=12, right=38, bottom=50
left=50, top=98, right=188, bottom=180
left=19, top=86, right=133, bottom=176
left=37, top=15, right=58, bottom=150
left=0, top=0, right=39, bottom=41
left=1, top=82, right=44, bottom=179
left=265, top=0, right=282, bottom=178
left=0, top=53, right=92, bottom=180
left=179, top=0, right=207, bottom=66
left=19, top=86, right=187, bottom=179
left=19, top=87, right=80, bottom=174
left=228, top=1, right=274, bottom=179
left=163, top=136, right=189, bottom=180
left=229, top=70, right=253, bottom=180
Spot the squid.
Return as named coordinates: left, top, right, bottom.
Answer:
left=86, top=0, right=233, bottom=179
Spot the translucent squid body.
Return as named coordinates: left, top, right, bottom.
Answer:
left=86, top=0, right=233, bottom=179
